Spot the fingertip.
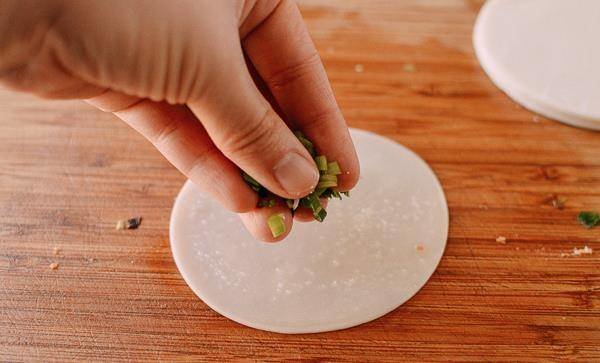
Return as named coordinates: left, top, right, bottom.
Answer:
left=293, top=198, right=328, bottom=222
left=337, top=166, right=360, bottom=192
left=335, top=140, right=361, bottom=192
left=239, top=201, right=293, bottom=242
left=293, top=208, right=314, bottom=222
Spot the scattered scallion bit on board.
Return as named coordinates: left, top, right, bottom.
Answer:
left=577, top=211, right=599, bottom=229
left=241, top=131, right=351, bottom=237
left=551, top=196, right=566, bottom=210
left=116, top=217, right=142, bottom=230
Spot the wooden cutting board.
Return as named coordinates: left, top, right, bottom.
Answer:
left=1, top=0, right=598, bottom=361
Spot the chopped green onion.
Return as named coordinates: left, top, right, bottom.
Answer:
left=299, top=198, right=311, bottom=208
left=293, top=130, right=307, bottom=139
left=242, top=172, right=261, bottom=191
left=294, top=131, right=315, bottom=157
left=317, top=174, right=337, bottom=189
left=313, top=187, right=327, bottom=197
left=327, top=161, right=341, bottom=175
left=317, top=181, right=337, bottom=189
left=241, top=131, right=352, bottom=228
left=314, top=208, right=327, bottom=222
left=258, top=198, right=275, bottom=208
left=267, top=213, right=286, bottom=238
left=578, top=211, right=599, bottom=229
left=319, top=174, right=337, bottom=182
left=315, top=155, right=328, bottom=171
left=320, top=189, right=334, bottom=199
left=307, top=195, right=323, bottom=214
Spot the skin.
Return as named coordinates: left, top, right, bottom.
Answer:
left=0, top=0, right=359, bottom=242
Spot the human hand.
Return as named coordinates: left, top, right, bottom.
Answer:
left=0, top=0, right=359, bottom=241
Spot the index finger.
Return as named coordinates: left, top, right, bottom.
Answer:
left=241, top=0, right=360, bottom=191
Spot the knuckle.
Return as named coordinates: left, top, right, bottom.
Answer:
left=151, top=118, right=182, bottom=148
left=303, top=104, right=340, bottom=132
left=265, top=51, right=321, bottom=90
left=219, top=107, right=278, bottom=160
left=185, top=151, right=214, bottom=178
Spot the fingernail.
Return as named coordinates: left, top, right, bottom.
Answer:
left=274, top=152, right=319, bottom=196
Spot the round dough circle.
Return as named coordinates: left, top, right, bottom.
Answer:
left=473, top=0, right=600, bottom=130
left=170, top=129, right=448, bottom=333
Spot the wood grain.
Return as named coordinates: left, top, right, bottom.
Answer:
left=1, top=0, right=599, bottom=361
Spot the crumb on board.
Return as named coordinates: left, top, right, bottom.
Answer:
left=572, top=245, right=593, bottom=256
left=496, top=236, right=507, bottom=244
left=560, top=245, right=593, bottom=257
left=478, top=204, right=489, bottom=210
left=49, top=262, right=59, bottom=270
left=549, top=195, right=566, bottom=210
left=116, top=220, right=126, bottom=230
left=415, top=244, right=425, bottom=252
left=52, top=246, right=60, bottom=256
left=403, top=63, right=416, bottom=72
left=116, top=216, right=142, bottom=230
left=532, top=115, right=541, bottom=123
left=354, top=64, right=364, bottom=73
left=87, top=257, right=96, bottom=263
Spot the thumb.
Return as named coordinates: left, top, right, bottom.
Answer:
left=188, top=50, right=319, bottom=199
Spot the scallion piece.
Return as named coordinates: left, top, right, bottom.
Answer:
left=267, top=213, right=286, bottom=238
left=317, top=174, right=337, bottom=189
left=578, top=211, right=599, bottom=229
left=241, top=131, right=352, bottom=229
left=258, top=198, right=275, bottom=208
left=317, top=181, right=337, bottom=189
left=242, top=172, right=261, bottom=191
left=313, top=187, right=327, bottom=197
left=315, top=155, right=328, bottom=171
left=294, top=131, right=316, bottom=157
left=293, top=130, right=307, bottom=140
left=320, top=189, right=334, bottom=199
left=327, top=161, right=341, bottom=175
left=299, top=198, right=311, bottom=208
left=307, top=195, right=323, bottom=214
left=314, top=208, right=327, bottom=222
